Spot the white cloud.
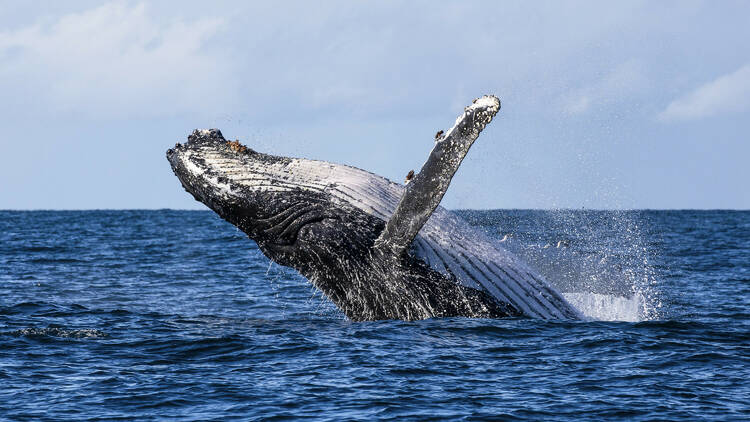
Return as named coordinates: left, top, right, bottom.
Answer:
left=0, top=1, right=235, bottom=118
left=659, top=63, right=750, bottom=121
left=562, top=60, right=649, bottom=115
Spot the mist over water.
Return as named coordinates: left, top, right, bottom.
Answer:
left=461, top=209, right=663, bottom=322
left=1, top=210, right=748, bottom=420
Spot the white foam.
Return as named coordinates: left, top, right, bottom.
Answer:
left=562, top=292, right=644, bottom=322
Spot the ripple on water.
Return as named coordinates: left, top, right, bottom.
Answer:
left=0, top=210, right=747, bottom=421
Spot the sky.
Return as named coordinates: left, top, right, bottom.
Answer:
left=1, top=0, right=749, bottom=210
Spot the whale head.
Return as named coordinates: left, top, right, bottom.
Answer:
left=166, top=129, right=383, bottom=294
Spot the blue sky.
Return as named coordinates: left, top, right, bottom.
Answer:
left=1, top=1, right=748, bottom=209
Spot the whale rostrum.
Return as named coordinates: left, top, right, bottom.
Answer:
left=166, top=95, right=582, bottom=321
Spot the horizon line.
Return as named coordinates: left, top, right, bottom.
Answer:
left=2, top=207, right=748, bottom=212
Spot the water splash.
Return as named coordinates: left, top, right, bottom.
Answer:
left=563, top=292, right=644, bottom=322
left=462, top=209, right=664, bottom=322
left=526, top=210, right=663, bottom=322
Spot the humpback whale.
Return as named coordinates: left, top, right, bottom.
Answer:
left=166, top=95, right=582, bottom=321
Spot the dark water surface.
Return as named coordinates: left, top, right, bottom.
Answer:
left=1, top=210, right=748, bottom=421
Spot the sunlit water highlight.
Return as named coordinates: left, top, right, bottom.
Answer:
left=1, top=210, right=748, bottom=420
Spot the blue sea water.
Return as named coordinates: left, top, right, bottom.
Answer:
left=1, top=210, right=748, bottom=421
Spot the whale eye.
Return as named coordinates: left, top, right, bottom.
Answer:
left=299, top=225, right=312, bottom=238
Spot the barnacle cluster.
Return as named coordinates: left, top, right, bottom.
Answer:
left=227, top=139, right=248, bottom=154
left=405, top=169, right=415, bottom=184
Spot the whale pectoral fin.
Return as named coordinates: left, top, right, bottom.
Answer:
left=375, top=95, right=501, bottom=256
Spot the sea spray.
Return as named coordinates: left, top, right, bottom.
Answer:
left=460, top=209, right=663, bottom=321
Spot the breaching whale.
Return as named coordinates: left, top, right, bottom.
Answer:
left=166, top=95, right=582, bottom=321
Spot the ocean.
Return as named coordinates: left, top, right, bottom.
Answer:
left=1, top=210, right=748, bottom=420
